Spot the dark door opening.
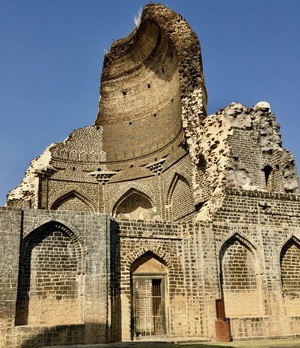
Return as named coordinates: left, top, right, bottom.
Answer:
left=133, top=277, right=165, bottom=338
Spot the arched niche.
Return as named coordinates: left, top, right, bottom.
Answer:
left=15, top=221, right=83, bottom=326
left=113, top=189, right=155, bottom=221
left=280, top=236, right=300, bottom=316
left=167, top=173, right=194, bottom=221
left=219, top=234, right=262, bottom=317
left=51, top=190, right=94, bottom=212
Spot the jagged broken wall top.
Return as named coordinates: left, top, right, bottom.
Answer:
left=194, top=101, right=299, bottom=221
left=6, top=3, right=207, bottom=208
left=6, top=4, right=299, bottom=215
left=95, top=3, right=207, bottom=164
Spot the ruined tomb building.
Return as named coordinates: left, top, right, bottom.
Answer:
left=1, top=4, right=300, bottom=348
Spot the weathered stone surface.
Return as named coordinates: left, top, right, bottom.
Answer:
left=1, top=4, right=300, bottom=348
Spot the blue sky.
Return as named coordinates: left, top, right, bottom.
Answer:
left=1, top=0, right=300, bottom=205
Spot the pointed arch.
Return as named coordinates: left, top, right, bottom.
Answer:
left=280, top=235, right=300, bottom=316
left=111, top=185, right=154, bottom=210
left=219, top=233, right=262, bottom=317
left=51, top=190, right=94, bottom=212
left=167, top=172, right=192, bottom=202
left=131, top=251, right=167, bottom=274
left=219, top=232, right=257, bottom=262
left=130, top=251, right=168, bottom=338
left=280, top=235, right=300, bottom=259
left=21, top=220, right=84, bottom=267
left=113, top=188, right=154, bottom=221
left=166, top=172, right=194, bottom=221
left=15, top=221, right=84, bottom=326
left=124, top=246, right=173, bottom=273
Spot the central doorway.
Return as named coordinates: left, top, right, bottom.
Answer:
left=131, top=252, right=168, bottom=339
left=133, top=276, right=165, bottom=337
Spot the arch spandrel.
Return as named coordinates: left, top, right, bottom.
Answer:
left=51, top=190, right=95, bottom=212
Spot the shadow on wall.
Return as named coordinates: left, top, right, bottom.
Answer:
left=16, top=219, right=122, bottom=348
left=18, top=323, right=110, bottom=348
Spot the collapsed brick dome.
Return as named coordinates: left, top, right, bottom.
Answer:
left=95, top=3, right=207, bottom=163
left=6, top=3, right=208, bottom=208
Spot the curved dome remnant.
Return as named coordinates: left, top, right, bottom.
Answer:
left=6, top=4, right=208, bottom=208
left=95, top=3, right=207, bottom=164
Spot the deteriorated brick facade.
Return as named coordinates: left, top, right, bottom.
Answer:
left=1, top=4, right=300, bottom=347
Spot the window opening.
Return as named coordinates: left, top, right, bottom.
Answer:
left=263, top=165, right=273, bottom=192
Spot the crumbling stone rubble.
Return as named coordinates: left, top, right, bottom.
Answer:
left=194, top=101, right=299, bottom=221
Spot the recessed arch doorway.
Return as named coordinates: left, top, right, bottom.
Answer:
left=131, top=252, right=168, bottom=339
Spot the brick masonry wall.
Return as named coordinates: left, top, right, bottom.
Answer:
left=1, top=188, right=300, bottom=346
left=228, top=128, right=264, bottom=189
left=281, top=239, right=300, bottom=316
left=42, top=152, right=195, bottom=223
left=0, top=209, right=114, bottom=348
left=170, top=175, right=194, bottom=221
left=114, top=219, right=189, bottom=340
left=209, top=189, right=300, bottom=338
left=16, top=228, right=81, bottom=326
left=179, top=189, right=300, bottom=339
left=221, top=239, right=261, bottom=317
left=54, top=195, right=92, bottom=212
left=162, top=154, right=194, bottom=221
left=181, top=221, right=217, bottom=338
left=150, top=184, right=300, bottom=340
left=0, top=208, right=22, bottom=348
left=47, top=180, right=99, bottom=211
